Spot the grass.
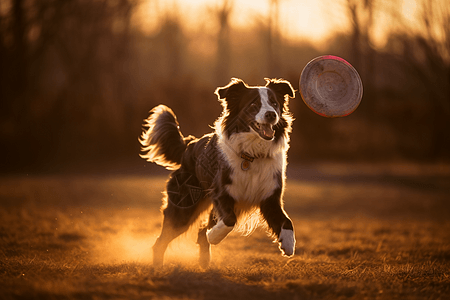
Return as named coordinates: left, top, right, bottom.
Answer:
left=1, top=164, right=450, bottom=299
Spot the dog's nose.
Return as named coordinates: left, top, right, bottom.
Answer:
left=265, top=111, right=277, bottom=123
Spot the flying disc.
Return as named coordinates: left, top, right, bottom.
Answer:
left=299, top=55, right=363, bottom=117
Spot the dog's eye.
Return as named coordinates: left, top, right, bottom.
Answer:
left=247, top=102, right=258, bottom=113
left=272, top=101, right=278, bottom=107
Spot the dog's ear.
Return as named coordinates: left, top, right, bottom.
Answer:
left=265, top=78, right=295, bottom=99
left=215, top=78, right=248, bottom=100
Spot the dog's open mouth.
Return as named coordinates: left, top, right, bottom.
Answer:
left=251, top=122, right=275, bottom=140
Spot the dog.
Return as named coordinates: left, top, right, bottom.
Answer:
left=139, top=78, right=296, bottom=268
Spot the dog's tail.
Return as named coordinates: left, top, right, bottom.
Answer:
left=139, top=105, right=194, bottom=170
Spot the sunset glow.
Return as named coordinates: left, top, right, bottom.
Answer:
left=134, top=0, right=422, bottom=48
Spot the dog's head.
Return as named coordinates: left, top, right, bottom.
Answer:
left=215, top=78, right=295, bottom=142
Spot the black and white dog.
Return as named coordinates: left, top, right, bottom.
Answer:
left=139, top=78, right=296, bottom=268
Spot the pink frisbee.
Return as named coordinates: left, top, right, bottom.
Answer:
left=299, top=55, right=363, bottom=117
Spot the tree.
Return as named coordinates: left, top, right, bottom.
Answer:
left=345, top=0, right=376, bottom=115
left=0, top=0, right=138, bottom=170
left=386, top=0, right=450, bottom=157
left=267, top=0, right=281, bottom=76
left=215, top=0, right=233, bottom=84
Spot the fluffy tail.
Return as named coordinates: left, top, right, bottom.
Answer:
left=139, top=105, right=193, bottom=170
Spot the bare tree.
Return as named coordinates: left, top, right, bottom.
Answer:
left=345, top=0, right=376, bottom=113
left=157, top=5, right=185, bottom=80
left=215, top=0, right=233, bottom=84
left=0, top=0, right=138, bottom=168
left=381, top=0, right=450, bottom=157
left=267, top=0, right=281, bottom=76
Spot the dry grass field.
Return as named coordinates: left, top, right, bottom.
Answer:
left=1, top=163, right=450, bottom=299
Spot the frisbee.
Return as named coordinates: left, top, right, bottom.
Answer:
left=299, top=55, right=363, bottom=117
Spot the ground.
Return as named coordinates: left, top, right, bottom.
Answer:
left=1, top=163, right=449, bottom=299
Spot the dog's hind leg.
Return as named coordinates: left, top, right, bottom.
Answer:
left=153, top=198, right=196, bottom=268
left=153, top=169, right=206, bottom=267
left=153, top=214, right=188, bottom=268
left=197, top=209, right=216, bottom=268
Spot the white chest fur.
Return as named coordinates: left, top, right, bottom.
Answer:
left=227, top=156, right=282, bottom=205
left=217, top=132, right=287, bottom=206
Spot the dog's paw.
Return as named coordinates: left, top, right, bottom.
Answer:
left=207, top=220, right=233, bottom=245
left=278, top=228, right=296, bottom=257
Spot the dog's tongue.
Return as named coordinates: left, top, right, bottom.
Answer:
left=260, top=123, right=275, bottom=140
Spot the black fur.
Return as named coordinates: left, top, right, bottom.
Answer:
left=140, top=78, right=296, bottom=268
left=214, top=78, right=293, bottom=143
left=139, top=105, right=195, bottom=170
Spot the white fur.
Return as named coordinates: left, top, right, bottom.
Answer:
left=256, top=88, right=279, bottom=124
left=278, top=228, right=295, bottom=257
left=217, top=132, right=286, bottom=206
left=207, top=219, right=234, bottom=245
left=213, top=86, right=292, bottom=236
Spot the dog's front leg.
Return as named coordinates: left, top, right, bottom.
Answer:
left=260, top=189, right=296, bottom=257
left=207, top=192, right=236, bottom=245
left=277, top=223, right=296, bottom=257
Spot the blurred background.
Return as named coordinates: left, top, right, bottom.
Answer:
left=0, top=0, right=449, bottom=174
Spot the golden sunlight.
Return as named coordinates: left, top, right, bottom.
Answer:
left=134, top=0, right=350, bottom=47
left=94, top=229, right=156, bottom=263
left=134, top=0, right=428, bottom=49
